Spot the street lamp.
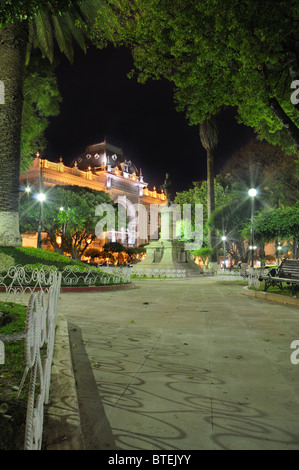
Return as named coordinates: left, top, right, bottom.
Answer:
left=37, top=193, right=46, bottom=202
left=248, top=188, right=257, bottom=268
left=277, top=243, right=283, bottom=264
left=248, top=188, right=257, bottom=198
left=23, top=185, right=31, bottom=201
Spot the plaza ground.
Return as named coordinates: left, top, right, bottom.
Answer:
left=45, top=277, right=299, bottom=450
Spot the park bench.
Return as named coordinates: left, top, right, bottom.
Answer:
left=259, top=259, right=299, bottom=296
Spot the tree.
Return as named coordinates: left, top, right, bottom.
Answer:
left=19, top=185, right=116, bottom=259
left=208, top=198, right=259, bottom=264
left=175, top=174, right=237, bottom=246
left=103, top=241, right=127, bottom=264
left=191, top=247, right=214, bottom=269
left=84, top=247, right=101, bottom=261
left=0, top=0, right=103, bottom=247
left=103, top=242, right=126, bottom=253
left=199, top=115, right=219, bottom=259
left=173, top=0, right=299, bottom=153
left=221, top=139, right=299, bottom=207
left=247, top=203, right=299, bottom=259
left=92, top=0, right=299, bottom=257
left=0, top=2, right=74, bottom=22
left=21, top=55, right=62, bottom=174
left=93, top=0, right=299, bottom=149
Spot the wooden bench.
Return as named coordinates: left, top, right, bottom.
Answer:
left=259, top=259, right=299, bottom=296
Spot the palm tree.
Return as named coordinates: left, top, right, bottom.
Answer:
left=0, top=1, right=102, bottom=246
left=199, top=115, right=219, bottom=261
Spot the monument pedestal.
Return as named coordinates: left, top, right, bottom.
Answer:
left=132, top=205, right=203, bottom=277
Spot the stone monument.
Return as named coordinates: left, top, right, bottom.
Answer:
left=132, top=174, right=203, bottom=277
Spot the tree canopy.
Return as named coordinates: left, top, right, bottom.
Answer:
left=221, top=139, right=299, bottom=207
left=250, top=203, right=299, bottom=242
left=175, top=175, right=236, bottom=225
left=174, top=174, right=239, bottom=253
left=244, top=203, right=299, bottom=259
left=0, top=1, right=78, bottom=25
left=208, top=197, right=256, bottom=263
left=93, top=0, right=299, bottom=152
left=21, top=55, right=62, bottom=174
left=0, top=0, right=105, bottom=247
left=19, top=185, right=115, bottom=259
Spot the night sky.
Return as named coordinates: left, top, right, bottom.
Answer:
left=45, top=43, right=255, bottom=195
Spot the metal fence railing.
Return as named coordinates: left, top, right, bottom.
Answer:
left=129, top=268, right=187, bottom=278
left=16, top=270, right=62, bottom=450
left=0, top=264, right=131, bottom=449
left=0, top=264, right=131, bottom=301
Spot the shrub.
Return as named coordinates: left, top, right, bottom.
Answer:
left=104, top=242, right=126, bottom=252
left=84, top=247, right=101, bottom=259
left=191, top=247, right=214, bottom=266
left=0, top=252, right=15, bottom=271
left=0, top=247, right=85, bottom=271
left=0, top=247, right=130, bottom=286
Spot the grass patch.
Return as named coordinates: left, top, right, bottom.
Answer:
left=216, top=279, right=248, bottom=285
left=249, top=283, right=298, bottom=298
left=131, top=274, right=179, bottom=279
left=0, top=301, right=27, bottom=335
left=0, top=301, right=28, bottom=450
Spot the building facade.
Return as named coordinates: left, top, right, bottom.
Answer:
left=20, top=140, right=166, bottom=248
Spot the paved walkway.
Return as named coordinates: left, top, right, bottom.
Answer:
left=50, top=278, right=299, bottom=450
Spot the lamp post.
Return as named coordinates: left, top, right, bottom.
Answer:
left=248, top=188, right=257, bottom=268
left=59, top=206, right=68, bottom=254
left=36, top=151, right=44, bottom=249
left=37, top=192, right=46, bottom=249
left=221, top=235, right=227, bottom=269
left=277, top=243, right=282, bottom=265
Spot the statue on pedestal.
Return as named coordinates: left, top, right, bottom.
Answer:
left=161, top=173, right=172, bottom=206
left=132, top=172, right=203, bottom=277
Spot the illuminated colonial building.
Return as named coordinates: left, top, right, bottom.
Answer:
left=20, top=141, right=166, bottom=248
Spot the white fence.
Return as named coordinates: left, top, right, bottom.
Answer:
left=247, top=270, right=262, bottom=289
left=215, top=269, right=245, bottom=281
left=0, top=263, right=131, bottom=449
left=15, top=270, right=62, bottom=450
left=0, top=264, right=131, bottom=301
left=215, top=268, right=263, bottom=288
left=84, top=265, right=131, bottom=284
left=131, top=268, right=187, bottom=278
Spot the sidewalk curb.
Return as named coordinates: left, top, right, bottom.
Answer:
left=44, top=312, right=85, bottom=450
left=0, top=283, right=135, bottom=294
left=60, top=283, right=135, bottom=293
left=242, top=286, right=299, bottom=307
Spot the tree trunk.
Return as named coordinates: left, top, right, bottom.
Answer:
left=206, top=147, right=216, bottom=255
left=0, top=20, right=28, bottom=246
left=262, top=64, right=299, bottom=149
left=293, top=236, right=298, bottom=259
left=206, top=149, right=215, bottom=222
left=269, top=97, right=299, bottom=147
left=199, top=116, right=218, bottom=262
left=284, top=39, right=299, bottom=113
left=259, top=241, right=265, bottom=267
